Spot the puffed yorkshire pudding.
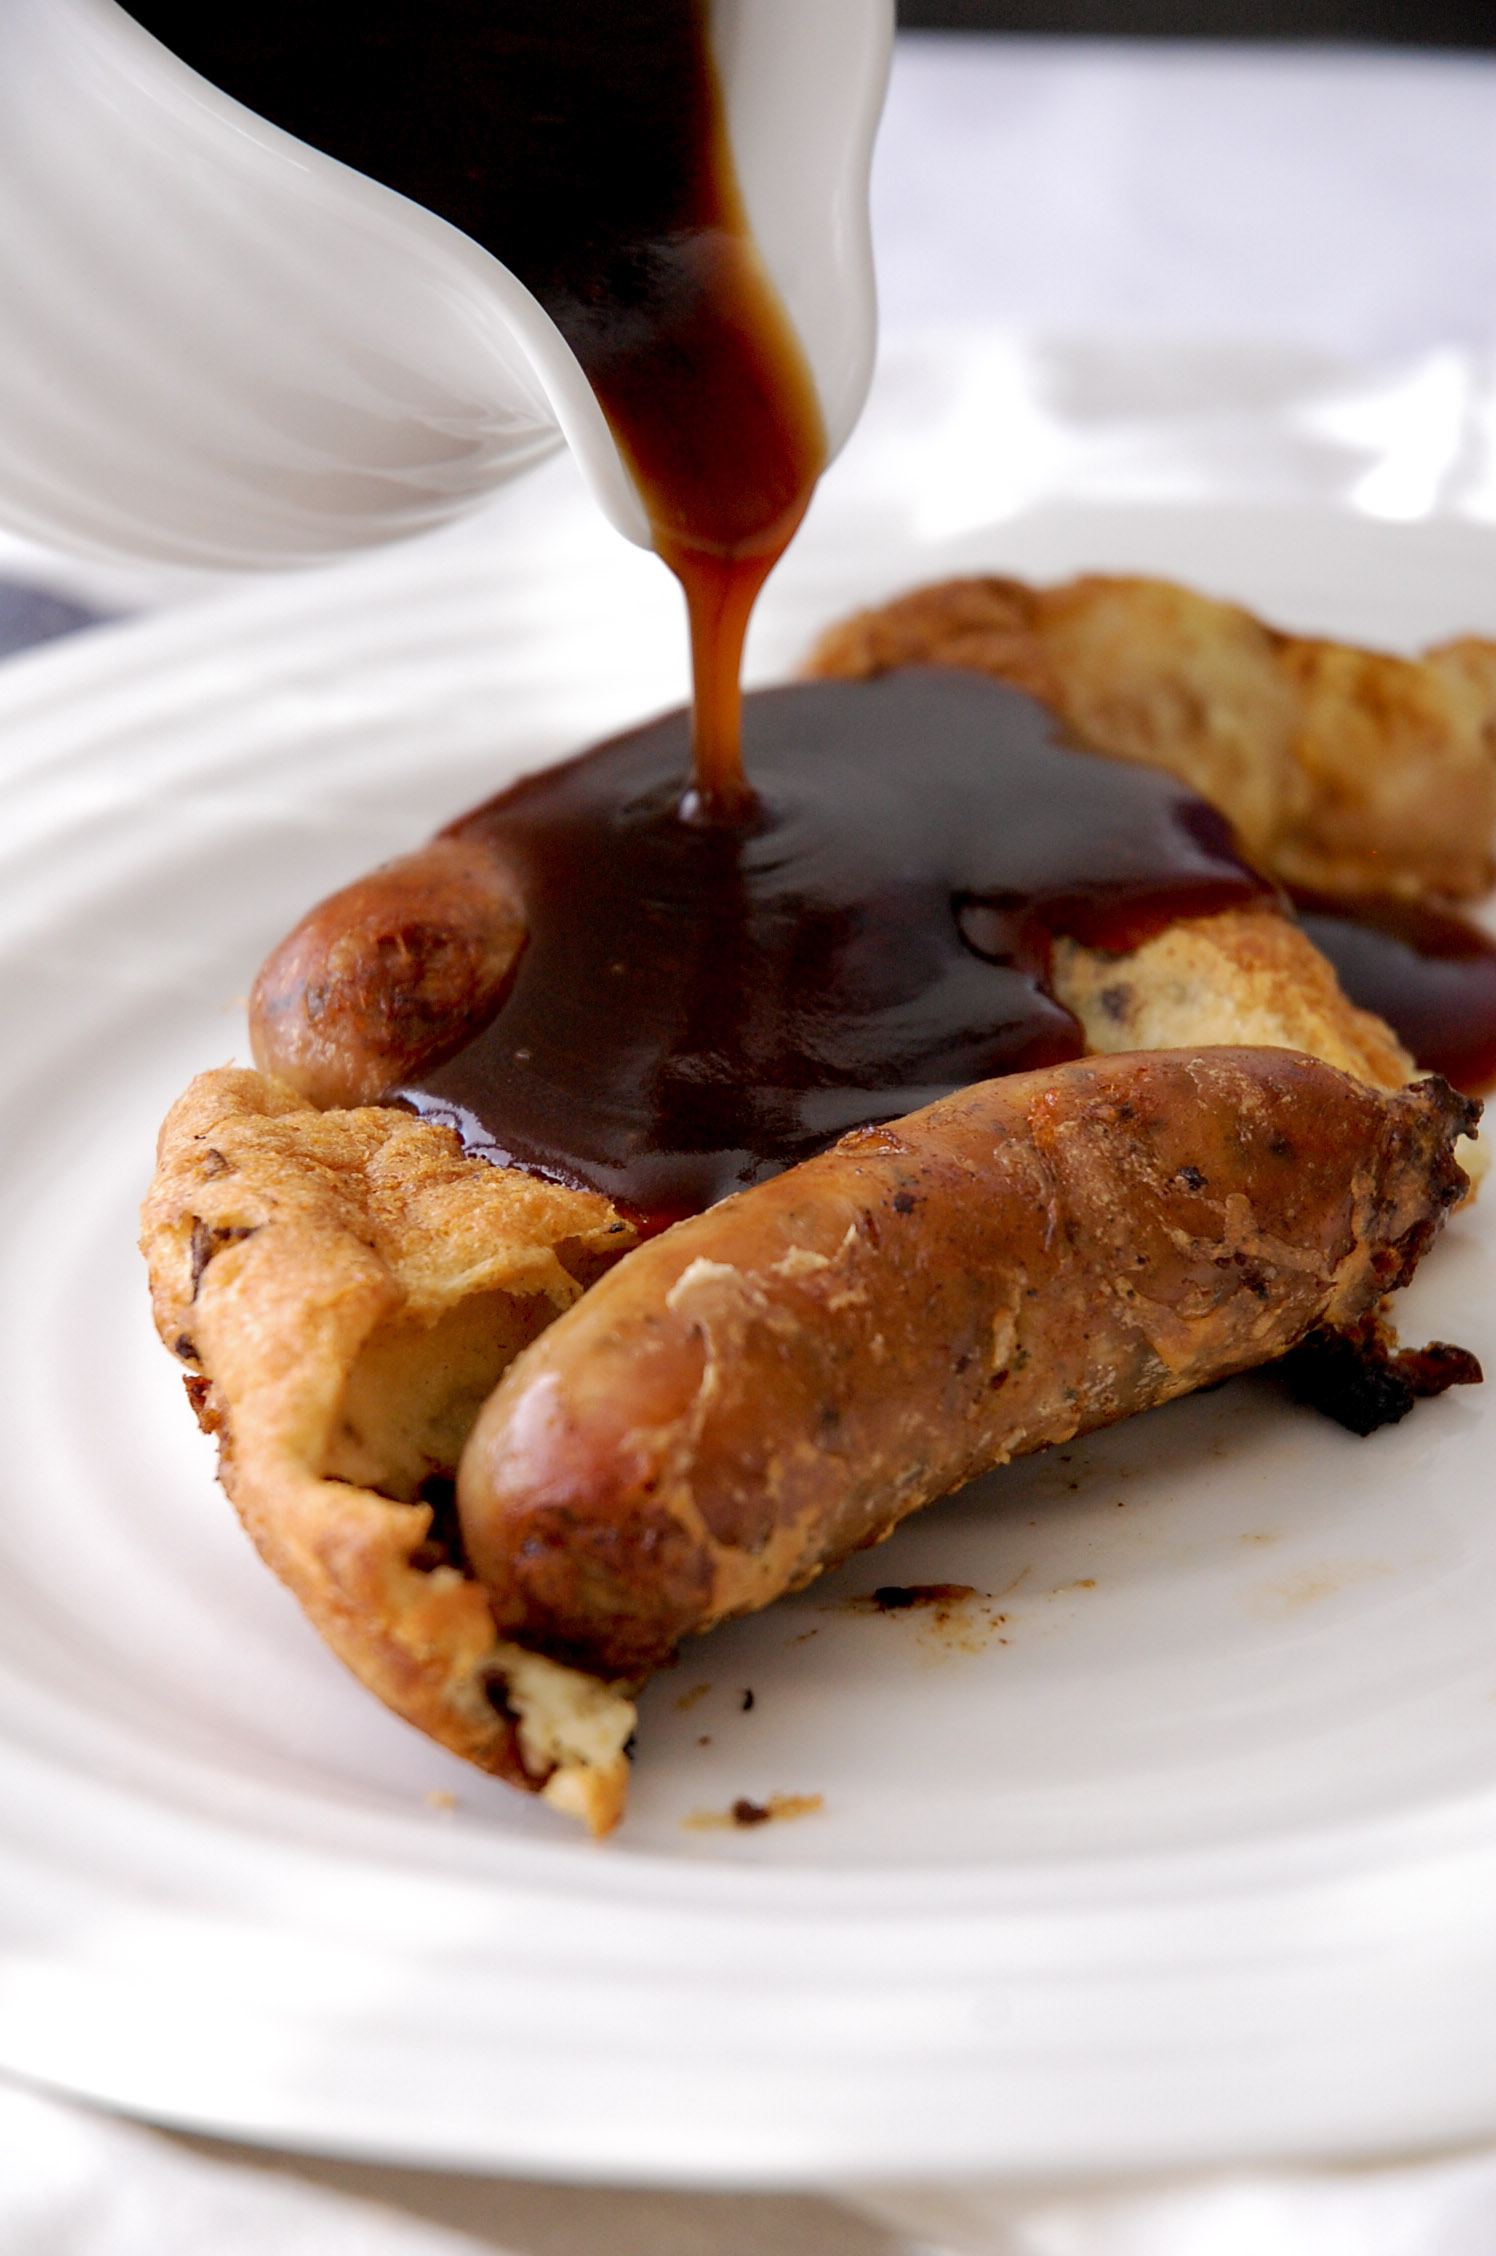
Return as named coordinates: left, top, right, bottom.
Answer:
left=141, top=1070, right=640, bottom=1834
left=809, top=572, right=1496, bottom=903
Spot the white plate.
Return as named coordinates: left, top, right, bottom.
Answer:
left=4, top=407, right=1496, bottom=2186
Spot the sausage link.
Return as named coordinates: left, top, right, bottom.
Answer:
left=457, top=1049, right=1475, bottom=1675
left=249, top=838, right=524, bottom=1108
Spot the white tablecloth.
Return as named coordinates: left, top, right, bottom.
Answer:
left=7, top=32, right=1496, bottom=2255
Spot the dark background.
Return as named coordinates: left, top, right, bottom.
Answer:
left=896, top=0, right=1495, bottom=41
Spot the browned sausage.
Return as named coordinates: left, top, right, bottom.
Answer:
left=249, top=837, right=524, bottom=1108
left=456, top=1049, right=1476, bottom=1676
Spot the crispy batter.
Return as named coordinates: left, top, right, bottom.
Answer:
left=140, top=1068, right=640, bottom=1833
left=1055, top=904, right=1414, bottom=1088
left=808, top=574, right=1496, bottom=901
left=1059, top=900, right=1496, bottom=1202
left=1052, top=900, right=1496, bottom=1200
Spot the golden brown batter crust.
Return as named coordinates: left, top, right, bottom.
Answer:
left=807, top=573, right=1496, bottom=902
left=1054, top=904, right=1413, bottom=1088
left=141, top=1068, right=639, bottom=1833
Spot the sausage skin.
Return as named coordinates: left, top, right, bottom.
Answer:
left=249, top=838, right=523, bottom=1108
left=457, top=1049, right=1475, bottom=1676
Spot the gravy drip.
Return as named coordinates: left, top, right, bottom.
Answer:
left=1290, top=889, right=1496, bottom=1096
left=124, top=0, right=825, bottom=817
left=399, top=671, right=1273, bottom=1222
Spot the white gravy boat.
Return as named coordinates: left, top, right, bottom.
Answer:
left=0, top=0, right=892, bottom=570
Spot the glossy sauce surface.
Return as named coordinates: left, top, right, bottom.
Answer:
left=1290, top=889, right=1496, bottom=1096
left=124, top=0, right=824, bottom=815
left=399, top=671, right=1271, bottom=1221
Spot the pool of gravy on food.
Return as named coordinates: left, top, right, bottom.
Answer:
left=1289, top=889, right=1496, bottom=1099
left=398, top=669, right=1271, bottom=1223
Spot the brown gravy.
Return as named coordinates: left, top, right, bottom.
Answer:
left=122, top=0, right=823, bottom=817
left=1289, top=889, right=1496, bottom=1097
left=398, top=670, right=1271, bottom=1221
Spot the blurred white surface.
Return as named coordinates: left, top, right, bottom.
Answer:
left=873, top=35, right=1496, bottom=358
left=849, top=2148, right=1496, bottom=2255
left=0, top=2084, right=896, bottom=2256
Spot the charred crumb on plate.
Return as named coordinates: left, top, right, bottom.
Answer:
left=833, top=1577, right=1024, bottom=1654
left=853, top=1582, right=981, bottom=1613
left=683, top=1792, right=825, bottom=1831
left=1280, top=1310, right=1483, bottom=1435
left=839, top=1583, right=991, bottom=1637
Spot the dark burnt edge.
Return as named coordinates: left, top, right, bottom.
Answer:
left=1275, top=1075, right=1482, bottom=1436
left=1407, top=1075, right=1481, bottom=1215
left=1280, top=1309, right=1483, bottom=1437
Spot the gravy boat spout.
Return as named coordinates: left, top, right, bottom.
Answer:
left=0, top=0, right=891, bottom=572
